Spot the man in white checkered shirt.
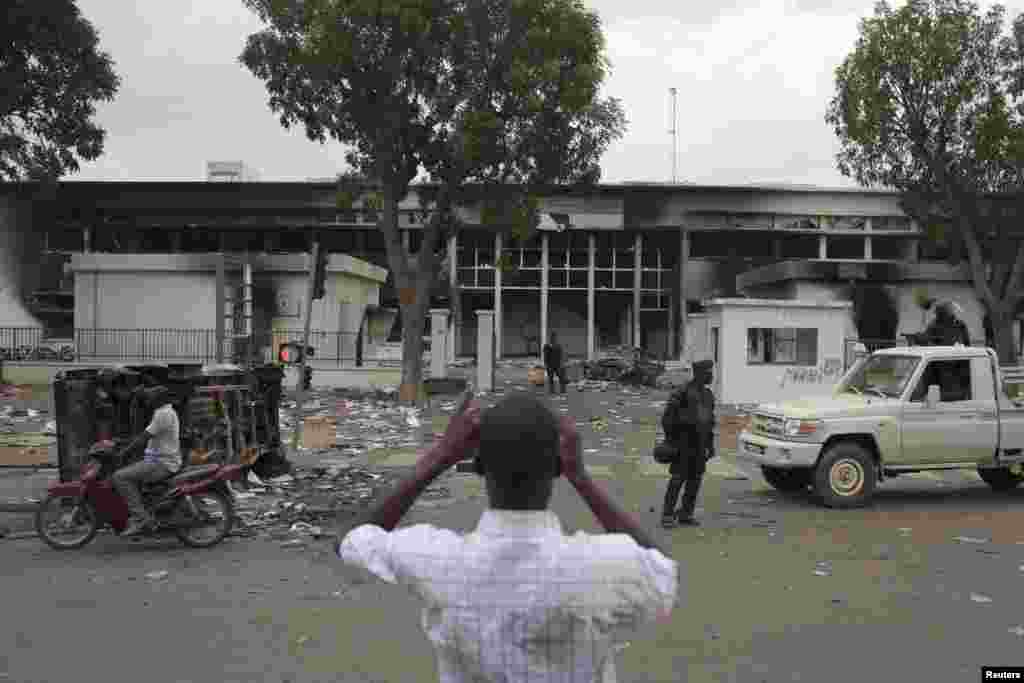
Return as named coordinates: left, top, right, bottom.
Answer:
left=336, top=392, right=679, bottom=682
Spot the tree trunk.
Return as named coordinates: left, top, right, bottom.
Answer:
left=398, top=289, right=430, bottom=404
left=989, top=308, right=1018, bottom=365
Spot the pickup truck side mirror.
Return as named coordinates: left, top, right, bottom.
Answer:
left=925, top=384, right=941, bottom=408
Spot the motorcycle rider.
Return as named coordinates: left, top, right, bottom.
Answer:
left=111, top=385, right=182, bottom=536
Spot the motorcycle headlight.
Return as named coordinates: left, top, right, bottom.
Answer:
left=783, top=419, right=820, bottom=438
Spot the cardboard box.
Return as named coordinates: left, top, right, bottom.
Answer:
left=0, top=445, right=53, bottom=467
left=302, top=416, right=337, bottom=450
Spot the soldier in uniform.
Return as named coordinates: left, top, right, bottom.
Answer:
left=921, top=301, right=971, bottom=346
left=660, top=359, right=715, bottom=528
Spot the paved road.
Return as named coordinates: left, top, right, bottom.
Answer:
left=2, top=384, right=1024, bottom=682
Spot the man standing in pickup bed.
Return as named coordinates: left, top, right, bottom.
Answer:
left=543, top=332, right=568, bottom=394
left=660, top=359, right=715, bottom=528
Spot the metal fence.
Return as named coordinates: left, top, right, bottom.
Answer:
left=0, top=327, right=362, bottom=366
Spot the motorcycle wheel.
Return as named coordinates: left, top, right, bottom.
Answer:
left=174, top=489, right=234, bottom=548
left=35, top=495, right=99, bottom=550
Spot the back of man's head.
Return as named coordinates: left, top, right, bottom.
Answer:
left=479, top=392, right=560, bottom=482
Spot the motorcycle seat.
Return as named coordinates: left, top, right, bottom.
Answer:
left=167, top=464, right=221, bottom=486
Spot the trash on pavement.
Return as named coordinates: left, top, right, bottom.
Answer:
left=953, top=535, right=988, bottom=544
left=969, top=592, right=993, bottom=603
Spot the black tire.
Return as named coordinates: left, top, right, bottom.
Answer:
left=174, top=489, right=234, bottom=548
left=35, top=495, right=99, bottom=550
left=813, top=442, right=877, bottom=509
left=761, top=466, right=812, bottom=493
left=977, top=467, right=1024, bottom=492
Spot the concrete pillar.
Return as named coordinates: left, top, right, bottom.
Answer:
left=476, top=310, right=494, bottom=392
left=448, top=232, right=458, bottom=362
left=83, top=226, right=92, bottom=253
left=430, top=308, right=449, bottom=379
left=633, top=232, right=642, bottom=349
left=864, top=217, right=873, bottom=260
left=818, top=234, right=827, bottom=259
left=667, top=292, right=676, bottom=360
left=587, top=232, right=596, bottom=361
left=540, top=232, right=549, bottom=362
left=679, top=224, right=690, bottom=362
left=494, top=232, right=502, bottom=360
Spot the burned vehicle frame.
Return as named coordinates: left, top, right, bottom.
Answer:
left=52, top=363, right=293, bottom=484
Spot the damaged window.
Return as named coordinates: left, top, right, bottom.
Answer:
left=747, top=327, right=818, bottom=365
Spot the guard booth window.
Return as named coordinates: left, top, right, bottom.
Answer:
left=747, top=327, right=818, bottom=365
left=910, top=359, right=972, bottom=402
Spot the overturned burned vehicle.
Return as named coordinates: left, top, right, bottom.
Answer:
left=53, top=363, right=293, bottom=484
left=584, top=346, right=665, bottom=387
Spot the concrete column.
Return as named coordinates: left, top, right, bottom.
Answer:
left=587, top=232, right=596, bottom=361
left=494, top=232, right=502, bottom=360
left=430, top=308, right=449, bottom=379
left=864, top=217, right=873, bottom=260
left=476, top=310, right=494, bottom=392
left=667, top=292, right=676, bottom=360
left=448, top=232, right=459, bottom=362
left=679, top=223, right=690, bottom=362
left=540, top=232, right=549, bottom=362
left=818, top=234, right=828, bottom=259
left=633, top=232, right=642, bottom=349
left=83, top=226, right=92, bottom=253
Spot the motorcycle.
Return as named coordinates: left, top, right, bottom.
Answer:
left=35, top=440, right=246, bottom=550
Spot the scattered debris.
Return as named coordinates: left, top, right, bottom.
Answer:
left=969, top=592, right=993, bottom=603
left=145, top=570, right=169, bottom=581
left=898, top=528, right=912, bottom=536
left=813, top=561, right=832, bottom=577
left=953, top=535, right=988, bottom=544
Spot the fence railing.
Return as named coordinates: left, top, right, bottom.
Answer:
left=0, top=327, right=363, bottom=366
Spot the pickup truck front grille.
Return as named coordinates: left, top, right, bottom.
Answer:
left=752, top=413, right=784, bottom=437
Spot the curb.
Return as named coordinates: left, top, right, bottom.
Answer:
left=0, top=503, right=39, bottom=513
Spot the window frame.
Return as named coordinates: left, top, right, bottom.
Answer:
left=746, top=327, right=818, bottom=366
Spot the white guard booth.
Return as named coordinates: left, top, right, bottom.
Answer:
left=702, top=298, right=855, bottom=405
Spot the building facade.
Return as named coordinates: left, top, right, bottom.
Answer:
left=0, top=180, right=1012, bottom=369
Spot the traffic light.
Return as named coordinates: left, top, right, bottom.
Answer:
left=312, top=246, right=328, bottom=300
left=278, top=342, right=315, bottom=364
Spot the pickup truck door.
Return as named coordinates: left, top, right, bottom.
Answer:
left=900, top=357, right=999, bottom=464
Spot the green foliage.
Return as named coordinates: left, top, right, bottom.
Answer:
left=241, top=0, right=626, bottom=196
left=827, top=0, right=1024, bottom=360
left=0, top=0, right=120, bottom=181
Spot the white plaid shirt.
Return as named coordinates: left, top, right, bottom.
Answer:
left=338, top=509, right=679, bottom=683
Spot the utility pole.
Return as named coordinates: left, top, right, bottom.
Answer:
left=292, top=239, right=320, bottom=449
left=669, top=87, right=678, bottom=184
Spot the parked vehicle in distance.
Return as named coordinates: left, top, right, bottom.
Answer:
left=738, top=345, right=1024, bottom=507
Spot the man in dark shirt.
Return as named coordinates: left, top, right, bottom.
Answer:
left=543, top=332, right=568, bottom=395
left=660, top=359, right=715, bottom=527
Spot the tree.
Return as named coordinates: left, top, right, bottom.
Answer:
left=1, top=0, right=120, bottom=181
left=241, top=0, right=626, bottom=400
left=826, top=0, right=1024, bottom=362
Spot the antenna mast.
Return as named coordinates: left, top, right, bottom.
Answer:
left=669, top=87, right=678, bottom=184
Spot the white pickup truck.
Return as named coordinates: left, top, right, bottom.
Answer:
left=737, top=345, right=1024, bottom=508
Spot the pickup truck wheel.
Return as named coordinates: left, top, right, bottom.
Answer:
left=761, top=466, right=811, bottom=493
left=977, top=467, right=1024, bottom=492
left=813, top=442, right=876, bottom=509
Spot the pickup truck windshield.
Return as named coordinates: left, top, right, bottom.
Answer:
left=835, top=355, right=920, bottom=399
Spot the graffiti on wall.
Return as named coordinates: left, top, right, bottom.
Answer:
left=779, top=358, right=843, bottom=388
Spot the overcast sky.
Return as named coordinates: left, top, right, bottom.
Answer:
left=68, top=0, right=1024, bottom=188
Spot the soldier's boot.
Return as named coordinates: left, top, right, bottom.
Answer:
left=677, top=474, right=704, bottom=525
left=661, top=476, right=684, bottom=528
